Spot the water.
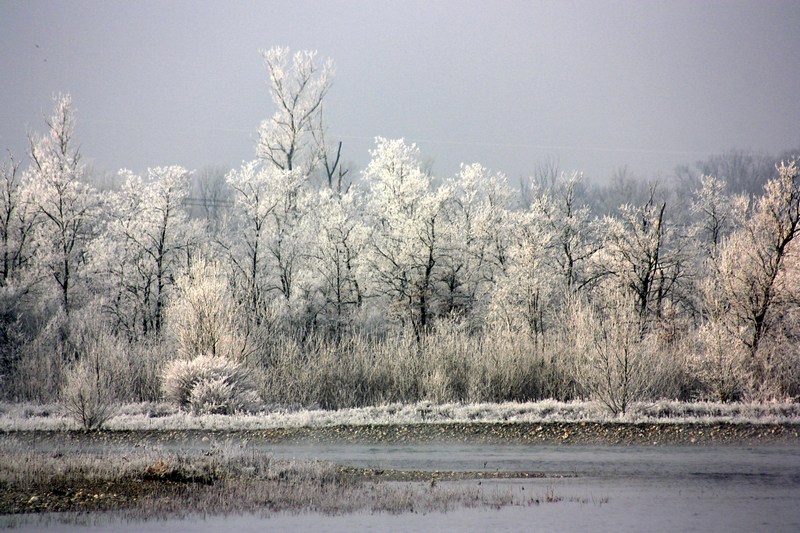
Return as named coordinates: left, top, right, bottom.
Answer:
left=5, top=437, right=800, bottom=532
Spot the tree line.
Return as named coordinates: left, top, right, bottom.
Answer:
left=1, top=48, right=798, bottom=420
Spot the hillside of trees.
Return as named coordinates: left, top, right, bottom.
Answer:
left=1, top=48, right=798, bottom=424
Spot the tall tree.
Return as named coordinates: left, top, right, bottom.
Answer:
left=690, top=174, right=746, bottom=261
left=0, top=153, right=37, bottom=286
left=534, top=171, right=601, bottom=293
left=306, top=185, right=367, bottom=330
left=442, top=163, right=514, bottom=319
left=257, top=46, right=333, bottom=175
left=713, top=161, right=800, bottom=396
left=27, top=94, right=98, bottom=314
left=97, top=166, right=194, bottom=337
left=363, top=138, right=448, bottom=336
left=599, top=187, right=683, bottom=326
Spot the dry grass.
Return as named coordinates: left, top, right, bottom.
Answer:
left=2, top=398, right=799, bottom=432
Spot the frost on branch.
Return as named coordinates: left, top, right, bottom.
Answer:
left=94, top=166, right=195, bottom=337
left=167, top=260, right=247, bottom=362
left=162, top=260, right=261, bottom=414
left=27, top=94, right=99, bottom=315
left=363, top=138, right=449, bottom=335
left=257, top=46, right=333, bottom=175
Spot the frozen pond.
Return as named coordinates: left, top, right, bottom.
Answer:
left=5, top=438, right=800, bottom=532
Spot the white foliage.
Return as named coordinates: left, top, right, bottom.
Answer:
left=26, top=94, right=99, bottom=313
left=440, top=163, right=515, bottom=318
left=305, top=186, right=369, bottom=326
left=690, top=174, right=747, bottom=259
left=257, top=46, right=333, bottom=174
left=488, top=208, right=554, bottom=338
left=167, top=259, right=247, bottom=361
left=94, top=166, right=195, bottom=336
left=224, top=160, right=315, bottom=323
left=0, top=154, right=37, bottom=286
left=707, top=161, right=800, bottom=398
left=533, top=172, right=600, bottom=292
left=363, top=138, right=449, bottom=330
left=598, top=192, right=682, bottom=323
left=162, top=355, right=260, bottom=415
left=571, top=295, right=664, bottom=415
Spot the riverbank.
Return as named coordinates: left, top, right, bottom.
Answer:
left=4, top=420, right=800, bottom=449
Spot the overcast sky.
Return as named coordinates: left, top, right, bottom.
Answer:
left=1, top=0, right=799, bottom=183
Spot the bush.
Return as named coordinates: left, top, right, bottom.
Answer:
left=166, top=261, right=247, bottom=361
left=162, top=355, right=260, bottom=415
left=62, top=357, right=117, bottom=430
left=58, top=308, right=128, bottom=430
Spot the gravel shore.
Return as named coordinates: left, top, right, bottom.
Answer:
left=6, top=420, right=800, bottom=448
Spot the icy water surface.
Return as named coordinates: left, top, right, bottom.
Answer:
left=6, top=442, right=800, bottom=532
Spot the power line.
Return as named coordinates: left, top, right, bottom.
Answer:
left=182, top=197, right=234, bottom=208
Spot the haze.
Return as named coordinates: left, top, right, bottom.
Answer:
left=1, top=0, right=798, bottom=181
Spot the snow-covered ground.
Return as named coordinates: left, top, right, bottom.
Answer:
left=2, top=399, right=799, bottom=432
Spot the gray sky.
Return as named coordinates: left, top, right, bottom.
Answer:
left=1, top=0, right=799, bottom=182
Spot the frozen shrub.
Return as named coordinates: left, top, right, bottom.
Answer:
left=62, top=357, right=117, bottom=430
left=162, top=355, right=260, bottom=415
left=59, top=308, right=128, bottom=430
left=189, top=376, right=235, bottom=415
left=166, top=260, right=248, bottom=362
left=189, top=375, right=261, bottom=415
left=572, top=297, right=667, bottom=415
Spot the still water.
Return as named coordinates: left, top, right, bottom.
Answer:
left=6, top=438, right=800, bottom=532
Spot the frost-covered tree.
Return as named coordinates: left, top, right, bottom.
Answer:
left=688, top=174, right=749, bottom=399
left=228, top=165, right=311, bottom=312
left=0, top=153, right=39, bottom=380
left=534, top=171, right=601, bottom=293
left=167, top=259, right=247, bottom=362
left=257, top=46, right=333, bottom=175
left=440, top=163, right=515, bottom=319
left=572, top=293, right=664, bottom=415
left=223, top=47, right=333, bottom=329
left=96, top=166, right=195, bottom=337
left=690, top=174, right=746, bottom=261
left=306, top=186, right=368, bottom=330
left=223, top=161, right=277, bottom=315
left=488, top=208, right=553, bottom=340
left=363, top=138, right=448, bottom=335
left=692, top=273, right=749, bottom=401
left=712, top=161, right=800, bottom=397
left=599, top=188, right=683, bottom=325
left=0, top=153, right=37, bottom=286
left=263, top=168, right=310, bottom=307
left=27, top=94, right=99, bottom=314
